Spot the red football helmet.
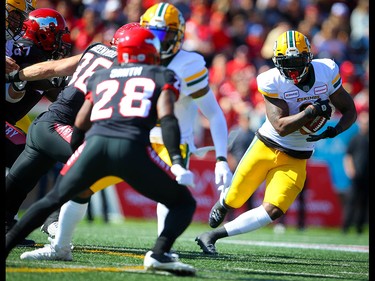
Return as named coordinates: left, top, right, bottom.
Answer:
left=110, top=22, right=141, bottom=47
left=23, top=8, right=72, bottom=59
left=117, top=28, right=161, bottom=65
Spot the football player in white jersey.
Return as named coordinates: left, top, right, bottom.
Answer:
left=196, top=30, right=357, bottom=255
left=6, top=0, right=36, bottom=74
left=6, top=0, right=37, bottom=133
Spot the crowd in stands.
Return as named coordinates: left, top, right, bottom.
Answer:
left=33, top=0, right=369, bottom=146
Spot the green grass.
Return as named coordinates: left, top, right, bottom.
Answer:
left=5, top=218, right=369, bottom=281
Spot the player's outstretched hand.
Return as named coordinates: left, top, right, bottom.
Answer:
left=171, top=164, right=195, bottom=188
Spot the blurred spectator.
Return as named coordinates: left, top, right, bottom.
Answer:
left=183, top=4, right=215, bottom=64
left=101, top=0, right=126, bottom=45
left=278, top=0, right=304, bottom=28
left=300, top=4, right=322, bottom=38
left=227, top=109, right=255, bottom=173
left=70, top=6, right=105, bottom=54
left=209, top=53, right=228, bottom=96
left=340, top=60, right=364, bottom=97
left=342, top=111, right=369, bottom=235
left=256, top=0, right=287, bottom=28
left=56, top=0, right=79, bottom=31
left=311, top=18, right=348, bottom=65
left=228, top=13, right=249, bottom=48
left=209, top=10, right=234, bottom=57
left=123, top=0, right=143, bottom=23
left=350, top=0, right=369, bottom=43
left=246, top=23, right=266, bottom=69
left=260, top=21, right=291, bottom=62
left=352, top=86, right=369, bottom=114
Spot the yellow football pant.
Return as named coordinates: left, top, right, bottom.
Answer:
left=225, top=137, right=307, bottom=213
left=15, top=115, right=32, bottom=133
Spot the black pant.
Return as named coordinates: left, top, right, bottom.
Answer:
left=6, top=119, right=73, bottom=221
left=6, top=135, right=196, bottom=256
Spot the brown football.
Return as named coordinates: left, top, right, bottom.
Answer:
left=300, top=115, right=327, bottom=135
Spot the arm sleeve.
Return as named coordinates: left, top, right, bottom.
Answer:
left=160, top=114, right=184, bottom=166
left=194, top=89, right=228, bottom=158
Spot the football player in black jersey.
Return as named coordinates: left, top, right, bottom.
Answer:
left=6, top=7, right=71, bottom=169
left=6, top=28, right=197, bottom=276
left=5, top=23, right=135, bottom=247
left=5, top=7, right=71, bottom=246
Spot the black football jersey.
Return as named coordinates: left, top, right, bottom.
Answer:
left=6, top=38, right=64, bottom=125
left=85, top=63, right=180, bottom=145
left=38, top=43, right=118, bottom=125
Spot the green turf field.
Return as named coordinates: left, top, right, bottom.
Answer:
left=5, top=218, right=369, bottom=281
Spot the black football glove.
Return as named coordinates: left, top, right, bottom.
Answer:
left=306, top=126, right=341, bottom=142
left=312, top=98, right=332, bottom=119
left=6, top=71, right=22, bottom=83
left=70, top=126, right=86, bottom=151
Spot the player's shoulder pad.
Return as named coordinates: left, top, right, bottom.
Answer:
left=256, top=68, right=281, bottom=96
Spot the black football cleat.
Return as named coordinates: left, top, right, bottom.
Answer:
left=195, top=232, right=218, bottom=255
left=209, top=201, right=228, bottom=228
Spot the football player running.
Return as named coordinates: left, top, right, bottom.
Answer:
left=6, top=28, right=197, bottom=276
left=196, top=30, right=357, bottom=255
left=140, top=2, right=232, bottom=237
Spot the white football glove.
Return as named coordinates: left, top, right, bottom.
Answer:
left=215, top=161, right=233, bottom=189
left=171, top=164, right=195, bottom=188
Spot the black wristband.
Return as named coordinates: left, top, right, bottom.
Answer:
left=171, top=155, right=184, bottom=167
left=216, top=156, right=227, bottom=162
left=334, top=125, right=343, bottom=135
left=13, top=71, right=21, bottom=82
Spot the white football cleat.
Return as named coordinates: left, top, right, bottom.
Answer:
left=144, top=251, right=196, bottom=276
left=20, top=239, right=72, bottom=261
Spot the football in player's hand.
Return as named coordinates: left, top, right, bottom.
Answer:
left=300, top=115, right=328, bottom=135
left=299, top=103, right=328, bottom=135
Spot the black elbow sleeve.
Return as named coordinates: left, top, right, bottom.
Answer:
left=160, top=114, right=183, bottom=166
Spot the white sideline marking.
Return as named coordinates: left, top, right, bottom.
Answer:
left=220, top=240, right=369, bottom=253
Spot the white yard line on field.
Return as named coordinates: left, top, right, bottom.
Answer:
left=219, top=239, right=369, bottom=253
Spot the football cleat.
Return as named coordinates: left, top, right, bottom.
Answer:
left=144, top=251, right=196, bottom=276
left=195, top=233, right=218, bottom=255
left=209, top=200, right=228, bottom=228
left=20, top=238, right=72, bottom=261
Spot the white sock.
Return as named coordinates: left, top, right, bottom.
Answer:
left=54, top=201, right=88, bottom=248
left=156, top=203, right=169, bottom=236
left=224, top=205, right=273, bottom=236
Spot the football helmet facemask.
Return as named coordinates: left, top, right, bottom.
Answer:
left=117, top=28, right=161, bottom=65
left=23, top=8, right=72, bottom=60
left=6, top=0, right=28, bottom=40
left=110, top=22, right=141, bottom=47
left=140, top=2, right=185, bottom=59
left=272, top=30, right=313, bottom=84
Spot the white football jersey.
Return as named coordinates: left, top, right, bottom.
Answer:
left=257, top=58, right=342, bottom=151
left=149, top=50, right=209, bottom=151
